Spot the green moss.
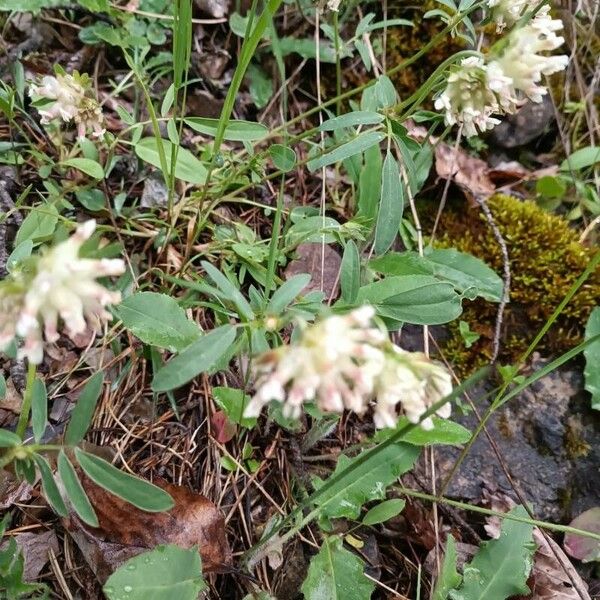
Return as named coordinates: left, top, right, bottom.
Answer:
left=433, top=194, right=600, bottom=374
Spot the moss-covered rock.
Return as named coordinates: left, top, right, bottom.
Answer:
left=433, top=194, right=600, bottom=374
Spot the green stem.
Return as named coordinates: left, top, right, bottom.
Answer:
left=397, top=487, right=600, bottom=542
left=16, top=362, right=36, bottom=440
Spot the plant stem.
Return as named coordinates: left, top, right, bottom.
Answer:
left=397, top=487, right=600, bottom=542
left=15, top=362, right=36, bottom=440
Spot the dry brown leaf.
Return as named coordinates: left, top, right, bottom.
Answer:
left=65, top=476, right=231, bottom=583
left=0, top=470, right=33, bottom=510
left=4, top=531, right=60, bottom=581
left=434, top=143, right=495, bottom=200
left=0, top=377, right=22, bottom=413
left=284, top=243, right=341, bottom=299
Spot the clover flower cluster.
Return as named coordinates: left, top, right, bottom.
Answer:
left=487, top=0, right=532, bottom=31
left=244, top=307, right=453, bottom=430
left=435, top=4, right=568, bottom=137
left=29, top=72, right=105, bottom=139
left=0, top=221, right=125, bottom=364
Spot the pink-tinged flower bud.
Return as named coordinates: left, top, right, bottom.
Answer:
left=244, top=308, right=453, bottom=429
left=29, top=72, right=104, bottom=139
left=0, top=221, right=125, bottom=364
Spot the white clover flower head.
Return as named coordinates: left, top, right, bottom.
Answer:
left=434, top=56, right=502, bottom=137
left=29, top=71, right=105, bottom=139
left=374, top=349, right=453, bottom=430
left=435, top=5, right=567, bottom=136
left=490, top=5, right=568, bottom=104
left=486, top=0, right=531, bottom=31
left=326, top=0, right=342, bottom=11
left=0, top=221, right=125, bottom=364
left=244, top=307, right=453, bottom=429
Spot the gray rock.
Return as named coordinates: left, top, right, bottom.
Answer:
left=140, top=172, right=179, bottom=209
left=436, top=357, right=600, bottom=522
left=489, top=96, right=555, bottom=149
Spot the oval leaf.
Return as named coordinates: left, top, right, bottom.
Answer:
left=340, top=240, right=360, bottom=303
left=301, top=537, right=374, bottom=600
left=185, top=117, right=268, bottom=141
left=15, top=204, right=59, bottom=247
left=65, top=372, right=104, bottom=446
left=31, top=378, right=47, bottom=443
left=362, top=498, right=406, bottom=525
left=34, top=454, right=68, bottom=517
left=0, top=429, right=22, bottom=448
left=319, top=111, right=384, bottom=131
left=151, top=325, right=236, bottom=392
left=357, top=275, right=462, bottom=325
left=135, top=138, right=207, bottom=184
left=307, top=131, right=385, bottom=172
left=115, top=292, right=201, bottom=352
left=374, top=151, right=404, bottom=254
left=269, top=144, right=297, bottom=172
left=75, top=448, right=174, bottom=512
left=58, top=450, right=98, bottom=527
left=560, top=146, right=600, bottom=171
left=103, top=544, right=206, bottom=600
left=61, top=157, right=104, bottom=179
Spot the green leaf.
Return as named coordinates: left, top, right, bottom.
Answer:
left=307, top=131, right=385, bottom=172
left=356, top=275, right=462, bottom=325
left=201, top=261, right=254, bottom=320
left=75, top=188, right=106, bottom=211
left=459, top=321, right=480, bottom=349
left=362, top=498, right=406, bottom=525
left=6, top=240, right=33, bottom=272
left=246, top=62, right=273, bottom=109
left=0, top=429, right=21, bottom=448
left=424, top=248, right=503, bottom=302
left=103, top=544, right=207, bottom=600
left=151, top=325, right=236, bottom=392
left=301, top=536, right=374, bottom=600
left=34, top=454, right=68, bottom=517
left=449, top=506, right=535, bottom=600
left=0, top=373, right=5, bottom=400
left=269, top=144, right=297, bottom=172
left=372, top=417, right=471, bottom=446
left=65, top=372, right=104, bottom=446
left=318, top=111, right=384, bottom=131
left=212, top=387, right=256, bottom=428
left=15, top=204, right=58, bottom=247
left=266, top=274, right=310, bottom=315
left=432, top=535, right=462, bottom=600
left=374, top=151, right=404, bottom=254
left=341, top=240, right=360, bottom=303
left=560, top=146, right=600, bottom=171
left=57, top=450, right=98, bottom=527
left=369, top=252, right=433, bottom=276
left=0, top=0, right=62, bottom=10
left=312, top=443, right=420, bottom=519
left=185, top=117, right=268, bottom=141
left=358, top=144, right=382, bottom=222
left=135, top=138, right=207, bottom=184
left=75, top=448, right=174, bottom=512
left=61, top=157, right=104, bottom=179
left=31, top=378, right=47, bottom=444
left=286, top=216, right=341, bottom=245
left=585, top=307, right=600, bottom=410
left=115, top=292, right=201, bottom=352
left=535, top=175, right=567, bottom=199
